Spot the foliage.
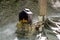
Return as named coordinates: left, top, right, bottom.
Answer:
left=30, top=0, right=38, bottom=3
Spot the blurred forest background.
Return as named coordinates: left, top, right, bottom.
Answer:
left=0, top=0, right=59, bottom=27
left=0, top=0, right=39, bottom=27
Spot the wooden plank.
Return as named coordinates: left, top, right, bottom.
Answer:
left=39, top=0, right=47, bottom=16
